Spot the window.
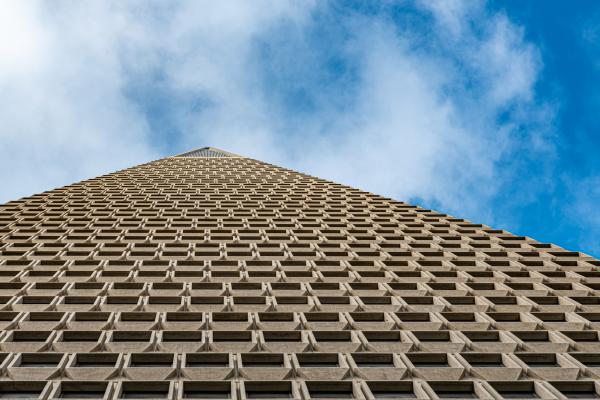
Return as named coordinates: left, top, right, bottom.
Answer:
left=57, top=382, right=108, bottom=399
left=119, top=382, right=170, bottom=399
left=244, top=382, right=293, bottom=400
left=182, top=382, right=231, bottom=399
left=367, top=382, right=417, bottom=400
left=306, top=382, right=354, bottom=399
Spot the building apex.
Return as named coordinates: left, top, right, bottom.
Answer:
left=174, top=147, right=242, bottom=158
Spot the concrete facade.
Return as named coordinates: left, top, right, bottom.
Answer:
left=0, top=147, right=598, bottom=399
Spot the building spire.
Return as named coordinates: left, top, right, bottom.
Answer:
left=175, top=146, right=242, bottom=158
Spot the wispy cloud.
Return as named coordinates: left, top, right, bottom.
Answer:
left=193, top=1, right=553, bottom=224
left=565, top=176, right=600, bottom=256
left=0, top=0, right=554, bottom=236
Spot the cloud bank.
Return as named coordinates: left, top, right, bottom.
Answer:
left=0, top=1, right=558, bottom=243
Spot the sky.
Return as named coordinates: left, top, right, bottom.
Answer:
left=0, top=0, right=599, bottom=257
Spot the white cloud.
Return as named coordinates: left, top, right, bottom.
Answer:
left=0, top=0, right=550, bottom=234
left=0, top=0, right=311, bottom=202
left=297, top=2, right=544, bottom=221
left=0, top=1, right=159, bottom=202
left=191, top=1, right=547, bottom=224
left=0, top=2, right=48, bottom=79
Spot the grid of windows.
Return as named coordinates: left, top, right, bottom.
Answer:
left=0, top=150, right=598, bottom=399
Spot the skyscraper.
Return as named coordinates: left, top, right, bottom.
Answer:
left=0, top=147, right=598, bottom=399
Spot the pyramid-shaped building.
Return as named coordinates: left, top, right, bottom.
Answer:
left=0, top=147, right=599, bottom=399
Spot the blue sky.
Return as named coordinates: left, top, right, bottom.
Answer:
left=0, top=0, right=598, bottom=256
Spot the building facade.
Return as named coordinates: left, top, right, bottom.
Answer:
left=0, top=147, right=598, bottom=399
